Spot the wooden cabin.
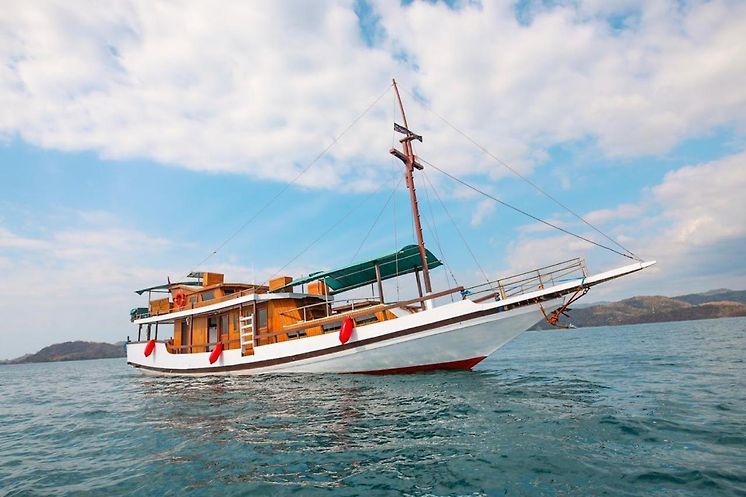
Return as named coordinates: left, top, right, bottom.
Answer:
left=131, top=245, right=442, bottom=356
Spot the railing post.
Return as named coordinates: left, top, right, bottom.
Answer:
left=252, top=301, right=258, bottom=347
left=324, top=277, right=330, bottom=317
left=188, top=316, right=193, bottom=354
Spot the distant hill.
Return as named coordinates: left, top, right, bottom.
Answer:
left=534, top=288, right=746, bottom=329
left=0, top=341, right=125, bottom=365
left=673, top=289, right=746, bottom=305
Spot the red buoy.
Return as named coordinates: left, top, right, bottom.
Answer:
left=339, top=317, right=354, bottom=344
left=144, top=339, right=156, bottom=357
left=209, top=342, right=224, bottom=364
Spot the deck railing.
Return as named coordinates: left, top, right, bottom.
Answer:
left=462, top=258, right=587, bottom=303
left=132, top=286, right=270, bottom=321
left=277, top=287, right=465, bottom=335
left=277, top=297, right=384, bottom=323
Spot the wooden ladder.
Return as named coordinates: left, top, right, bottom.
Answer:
left=239, top=314, right=255, bottom=356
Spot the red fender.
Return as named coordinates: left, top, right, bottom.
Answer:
left=209, top=342, right=224, bottom=364
left=144, top=339, right=156, bottom=357
left=339, top=317, right=354, bottom=344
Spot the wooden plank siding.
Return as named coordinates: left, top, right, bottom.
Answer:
left=172, top=318, right=183, bottom=350
left=160, top=291, right=423, bottom=354
left=192, top=317, right=207, bottom=353
left=227, top=310, right=241, bottom=350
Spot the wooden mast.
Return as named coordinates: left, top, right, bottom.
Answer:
left=390, top=79, right=433, bottom=294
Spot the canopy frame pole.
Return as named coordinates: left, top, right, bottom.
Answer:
left=324, top=277, right=330, bottom=317
left=189, top=316, right=194, bottom=353
left=375, top=262, right=385, bottom=304
left=391, top=79, right=433, bottom=295
left=414, top=268, right=425, bottom=309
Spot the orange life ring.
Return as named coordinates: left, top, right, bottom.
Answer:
left=173, top=291, right=187, bottom=308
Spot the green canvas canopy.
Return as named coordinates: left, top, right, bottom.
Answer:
left=134, top=281, right=202, bottom=295
left=273, top=244, right=442, bottom=295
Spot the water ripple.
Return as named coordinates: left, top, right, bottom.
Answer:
left=1, top=317, right=745, bottom=496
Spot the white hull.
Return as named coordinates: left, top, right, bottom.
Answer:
left=127, top=298, right=559, bottom=375
left=127, top=260, right=655, bottom=376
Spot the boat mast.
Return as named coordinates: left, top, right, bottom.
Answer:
left=390, top=79, right=433, bottom=294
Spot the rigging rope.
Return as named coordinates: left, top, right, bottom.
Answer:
left=419, top=173, right=458, bottom=301
left=187, top=83, right=393, bottom=274
left=394, top=183, right=400, bottom=301
left=406, top=89, right=641, bottom=261
left=348, top=174, right=405, bottom=264
left=419, top=156, right=639, bottom=261
left=419, top=171, right=459, bottom=289
left=267, top=189, right=380, bottom=284
left=421, top=169, right=492, bottom=286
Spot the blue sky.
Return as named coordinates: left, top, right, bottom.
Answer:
left=1, top=0, right=745, bottom=359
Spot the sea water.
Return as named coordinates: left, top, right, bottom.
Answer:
left=1, top=317, right=744, bottom=496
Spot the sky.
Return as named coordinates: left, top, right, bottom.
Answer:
left=1, top=0, right=745, bottom=359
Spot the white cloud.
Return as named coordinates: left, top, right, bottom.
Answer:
left=1, top=1, right=745, bottom=188
left=0, top=1, right=401, bottom=190
left=0, top=213, right=185, bottom=358
left=0, top=227, right=47, bottom=250
left=584, top=203, right=647, bottom=225
left=470, top=198, right=496, bottom=227
left=496, top=150, right=746, bottom=300
left=375, top=0, right=746, bottom=165
left=0, top=209, right=327, bottom=359
left=652, top=151, right=746, bottom=246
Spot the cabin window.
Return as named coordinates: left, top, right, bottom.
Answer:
left=356, top=313, right=378, bottom=325
left=258, top=307, right=268, bottom=328
left=208, top=317, right=218, bottom=346
left=232, top=313, right=239, bottom=335
left=190, top=296, right=197, bottom=305
left=202, top=291, right=215, bottom=302
left=287, top=329, right=307, bottom=339
left=323, top=322, right=340, bottom=333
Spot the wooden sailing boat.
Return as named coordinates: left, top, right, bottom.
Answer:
left=126, top=81, right=654, bottom=375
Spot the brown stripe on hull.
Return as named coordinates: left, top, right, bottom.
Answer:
left=128, top=298, right=545, bottom=375
left=345, top=356, right=487, bottom=375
